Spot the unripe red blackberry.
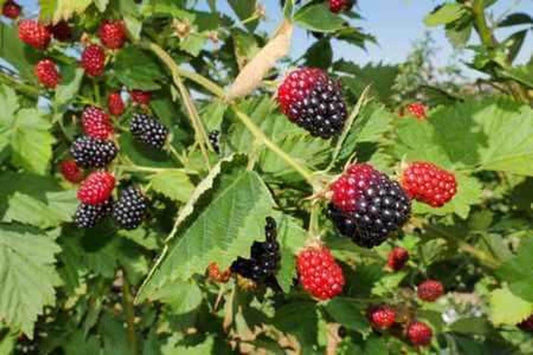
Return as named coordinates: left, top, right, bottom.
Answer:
left=108, top=91, right=125, bottom=116
left=81, top=44, right=106, bottom=77
left=387, top=247, right=409, bottom=271
left=518, top=314, right=533, bottom=332
left=112, top=185, right=148, bottom=230
left=34, top=59, right=60, bottom=89
left=329, top=0, right=353, bottom=13
left=48, top=21, right=72, bottom=41
left=403, top=102, right=427, bottom=120
left=297, top=245, right=344, bottom=300
left=417, top=280, right=444, bottom=302
left=207, top=262, right=231, bottom=283
left=130, top=90, right=151, bottom=105
left=328, top=164, right=411, bottom=248
left=406, top=321, right=432, bottom=346
left=81, top=106, right=113, bottom=139
left=18, top=20, right=51, bottom=50
left=367, top=305, right=396, bottom=330
left=74, top=198, right=113, bottom=228
left=277, top=67, right=347, bottom=139
left=59, top=159, right=84, bottom=183
left=2, top=0, right=21, bottom=19
left=401, top=161, right=457, bottom=208
left=231, top=217, right=281, bottom=288
left=130, top=113, right=169, bottom=150
left=98, top=20, right=126, bottom=49
left=70, top=136, right=118, bottom=168
left=77, top=171, right=116, bottom=205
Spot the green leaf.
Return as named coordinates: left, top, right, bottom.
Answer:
left=496, top=237, right=533, bottom=301
left=274, top=217, right=307, bottom=292
left=0, top=228, right=61, bottom=336
left=228, top=0, right=258, bottom=32
left=180, top=33, right=207, bottom=57
left=124, top=16, right=142, bottom=41
left=42, top=0, right=93, bottom=22
left=273, top=301, right=317, bottom=350
left=304, top=39, right=332, bottom=69
left=149, top=170, right=195, bottom=203
left=150, top=281, right=202, bottom=314
left=0, top=24, right=37, bottom=82
left=3, top=191, right=77, bottom=228
left=294, top=3, right=345, bottom=33
left=162, top=335, right=216, bottom=355
left=499, top=13, right=533, bottom=27
left=424, top=4, right=466, bottom=27
left=489, top=286, right=533, bottom=325
left=114, top=47, right=166, bottom=90
left=324, top=298, right=369, bottom=333
left=449, top=317, right=492, bottom=335
left=137, top=166, right=277, bottom=300
left=200, top=100, right=227, bottom=131
left=94, top=0, right=109, bottom=12
left=54, top=68, right=84, bottom=110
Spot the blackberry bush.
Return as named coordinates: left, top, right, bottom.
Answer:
left=1, top=1, right=533, bottom=354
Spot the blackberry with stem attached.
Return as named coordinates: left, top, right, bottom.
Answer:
left=70, top=136, right=118, bottom=168
left=130, top=113, right=169, bottom=150
left=74, top=198, right=113, bottom=228
left=230, top=217, right=281, bottom=290
left=112, top=185, right=148, bottom=230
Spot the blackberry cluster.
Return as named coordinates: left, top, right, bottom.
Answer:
left=112, top=185, right=148, bottom=230
left=230, top=217, right=281, bottom=289
left=208, top=130, right=220, bottom=154
left=130, top=113, right=169, bottom=150
left=70, top=136, right=118, bottom=168
left=328, top=165, right=411, bottom=248
left=278, top=68, right=347, bottom=139
left=74, top=198, right=113, bottom=228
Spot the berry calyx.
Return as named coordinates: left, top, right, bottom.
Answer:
left=403, top=102, right=427, bottom=120
left=34, top=59, right=60, bottom=89
left=81, top=44, right=106, bottom=77
left=59, top=159, right=84, bottom=183
left=81, top=106, right=114, bottom=139
left=48, top=21, right=72, bottom=42
left=207, top=262, right=231, bottom=283
left=387, top=247, right=409, bottom=271
left=518, top=314, right=533, bottom=332
left=328, top=163, right=411, bottom=248
left=18, top=20, right=51, bottom=50
left=74, top=198, right=113, bottom=228
left=2, top=0, right=21, bottom=19
left=406, top=321, right=432, bottom=346
left=77, top=171, right=116, bottom=205
left=130, top=113, right=169, bottom=150
left=108, top=91, right=125, bottom=116
left=296, top=245, right=344, bottom=300
left=368, top=305, right=396, bottom=330
left=112, top=185, right=148, bottom=230
left=70, top=136, right=118, bottom=168
left=401, top=161, right=457, bottom=208
left=277, top=67, right=347, bottom=139
left=98, top=20, right=126, bottom=49
left=130, top=90, right=152, bottom=105
left=417, top=280, right=444, bottom=302
left=329, top=0, right=353, bottom=13
left=230, top=217, right=281, bottom=289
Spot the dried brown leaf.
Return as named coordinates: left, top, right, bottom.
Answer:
left=226, top=20, right=293, bottom=99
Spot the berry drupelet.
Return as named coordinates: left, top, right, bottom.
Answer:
left=406, top=321, right=433, bottom=347
left=230, top=217, right=281, bottom=289
left=403, top=102, right=427, bottom=120
left=81, top=106, right=114, bottom=140
left=108, top=91, right=125, bottom=116
left=130, top=113, right=169, bottom=150
left=59, top=159, right=84, bottom=183
left=329, top=0, right=353, bottom=13
left=112, top=185, right=148, bottom=230
left=77, top=171, right=116, bottom=205
left=74, top=197, right=113, bottom=228
left=70, top=136, right=118, bottom=168
left=368, top=305, right=396, bottom=330
left=2, top=0, right=21, bottom=19
left=81, top=44, right=106, bottom=77
left=387, top=246, right=409, bottom=271
left=130, top=90, right=152, bottom=105
left=401, top=161, right=457, bottom=208
left=328, top=164, right=411, bottom=248
left=18, top=20, right=51, bottom=50
left=35, top=59, right=61, bottom=89
left=297, top=245, right=344, bottom=300
left=98, top=20, right=126, bottom=49
left=417, top=280, right=444, bottom=302
left=277, top=67, right=347, bottom=139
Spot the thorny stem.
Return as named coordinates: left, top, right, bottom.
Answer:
left=143, top=41, right=212, bottom=169
left=122, top=271, right=139, bottom=355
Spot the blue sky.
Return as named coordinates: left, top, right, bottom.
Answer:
left=15, top=0, right=533, bottom=77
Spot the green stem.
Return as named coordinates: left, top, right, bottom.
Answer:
left=93, top=80, right=101, bottom=105
left=471, top=0, right=496, bottom=49
left=231, top=107, right=317, bottom=189
left=122, top=271, right=138, bottom=355
left=0, top=72, right=40, bottom=99
left=167, top=144, right=187, bottom=166
left=116, top=164, right=197, bottom=175
left=143, top=41, right=212, bottom=169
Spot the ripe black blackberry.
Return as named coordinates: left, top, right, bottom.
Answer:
left=70, top=136, right=118, bottom=168
left=74, top=198, right=113, bottom=228
left=208, top=130, right=220, bottom=154
left=230, top=217, right=281, bottom=289
left=112, top=185, right=148, bottom=230
left=130, top=113, right=169, bottom=150
left=277, top=68, right=347, bottom=139
left=328, top=164, right=411, bottom=248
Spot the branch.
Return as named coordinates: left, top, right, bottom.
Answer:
left=0, top=72, right=40, bottom=99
